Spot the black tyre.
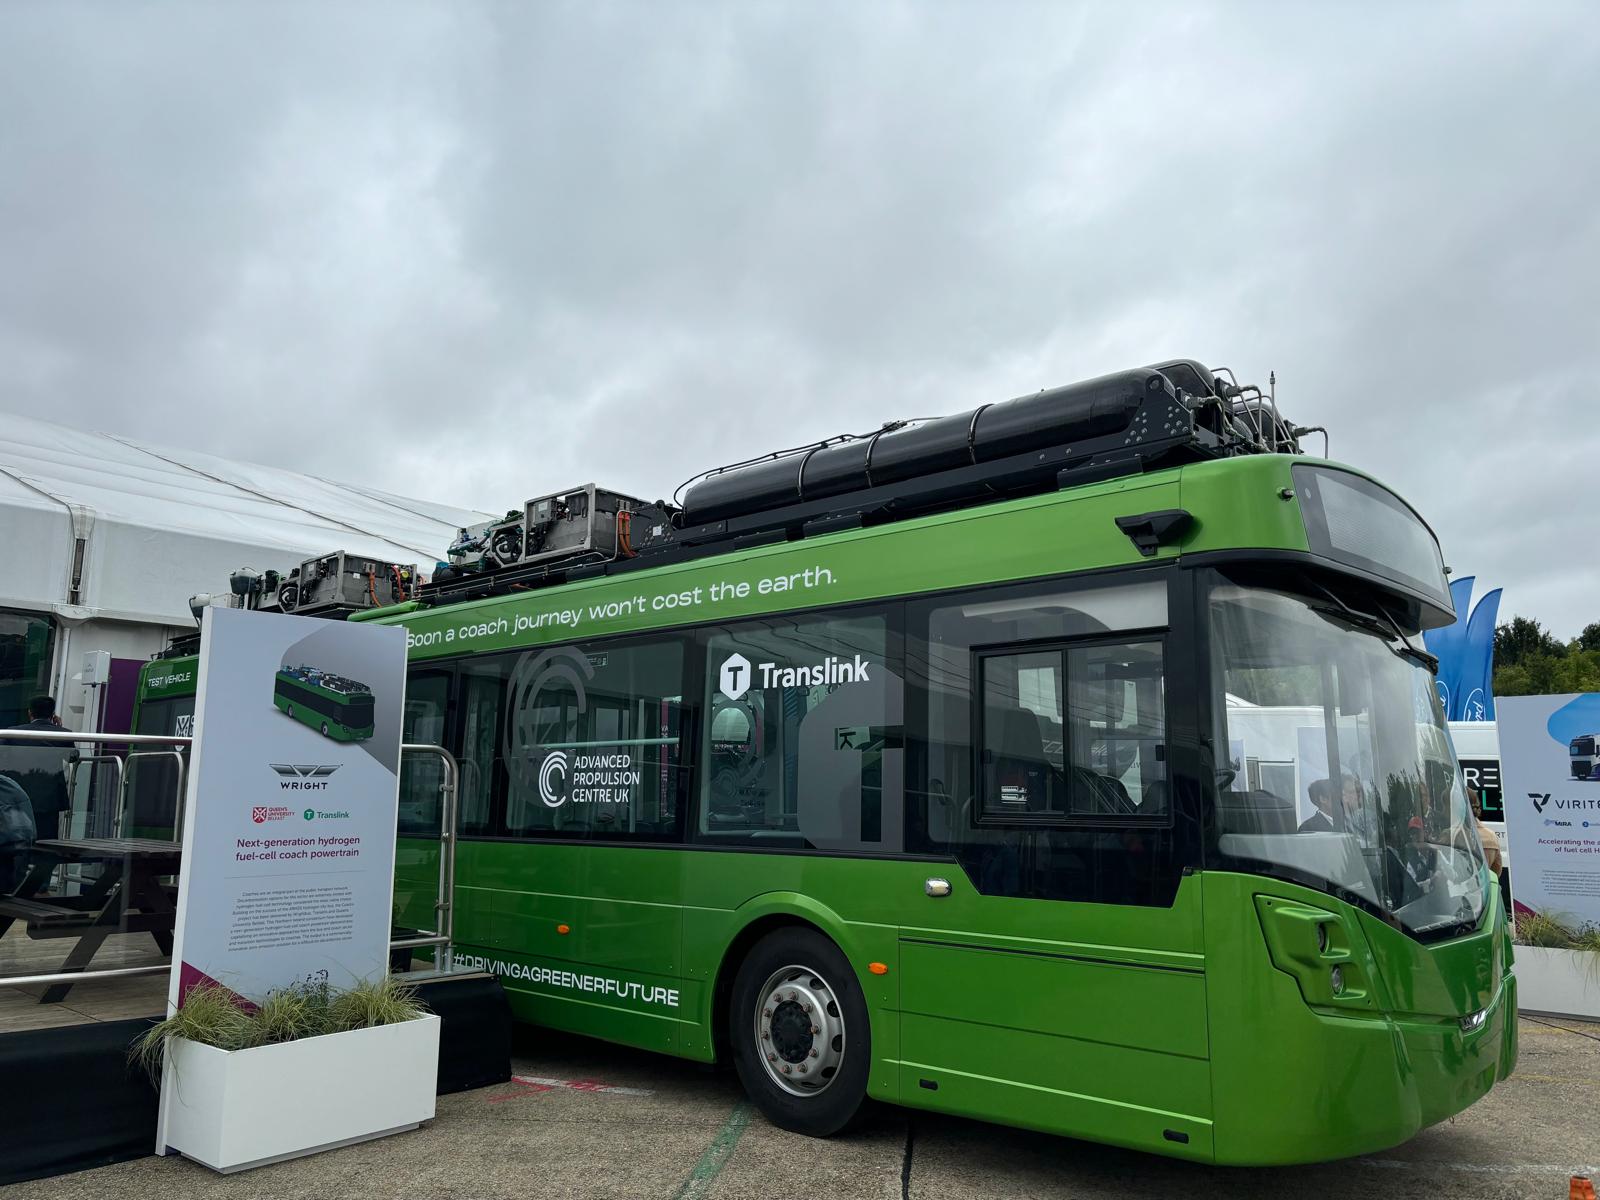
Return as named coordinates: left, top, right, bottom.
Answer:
left=286, top=704, right=294, bottom=719
left=320, top=721, right=330, bottom=737
left=729, top=927, right=870, bottom=1137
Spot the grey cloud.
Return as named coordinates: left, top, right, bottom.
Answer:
left=1, top=0, right=1596, bottom=633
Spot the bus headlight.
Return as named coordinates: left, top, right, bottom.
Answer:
left=1330, top=965, right=1345, bottom=995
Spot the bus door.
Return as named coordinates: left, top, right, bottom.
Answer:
left=900, top=576, right=1212, bottom=1154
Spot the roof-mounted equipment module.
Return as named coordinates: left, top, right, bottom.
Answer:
left=672, top=360, right=1298, bottom=544
left=278, top=552, right=418, bottom=616
left=427, top=486, right=674, bottom=599
left=443, top=510, right=527, bottom=578
left=419, top=357, right=1300, bottom=605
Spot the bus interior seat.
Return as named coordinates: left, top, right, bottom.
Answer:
left=992, top=707, right=1051, bottom=811
left=1068, top=766, right=1136, bottom=816
left=1216, top=789, right=1298, bottom=835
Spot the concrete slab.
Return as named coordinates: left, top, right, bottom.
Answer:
left=2, top=1017, right=1594, bottom=1200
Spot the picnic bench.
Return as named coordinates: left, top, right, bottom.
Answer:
left=0, top=837, right=181, bottom=1003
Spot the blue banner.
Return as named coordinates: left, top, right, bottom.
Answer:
left=1459, top=587, right=1502, bottom=721
left=1423, top=577, right=1476, bottom=718
left=1421, top=576, right=1500, bottom=721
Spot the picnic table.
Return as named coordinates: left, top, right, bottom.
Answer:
left=0, top=837, right=181, bottom=1003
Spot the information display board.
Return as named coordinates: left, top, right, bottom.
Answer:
left=1498, top=693, right=1600, bottom=927
left=165, top=606, right=409, bottom=1005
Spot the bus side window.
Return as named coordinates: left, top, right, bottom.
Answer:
left=398, top=668, right=452, bottom=836
left=458, top=657, right=512, bottom=837
left=908, top=577, right=1180, bottom=906
left=697, top=612, right=902, bottom=853
left=498, top=640, right=690, bottom=843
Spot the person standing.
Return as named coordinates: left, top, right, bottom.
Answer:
left=1, top=695, right=73, bottom=840
left=1298, top=779, right=1338, bottom=832
left=1470, top=788, right=1503, bottom=876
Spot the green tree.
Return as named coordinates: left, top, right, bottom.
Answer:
left=1580, top=622, right=1600, bottom=654
left=1494, top=616, right=1565, bottom=667
left=1495, top=647, right=1600, bottom=698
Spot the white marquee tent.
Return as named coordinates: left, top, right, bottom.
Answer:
left=0, top=411, right=494, bottom=729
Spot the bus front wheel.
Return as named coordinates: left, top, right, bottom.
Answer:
left=729, top=927, right=870, bottom=1137
left=321, top=721, right=330, bottom=737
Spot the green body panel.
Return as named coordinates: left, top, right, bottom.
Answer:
left=432, top=840, right=1514, bottom=1164
left=1203, top=872, right=1514, bottom=1165
left=393, top=836, right=443, bottom=940
left=1174, top=455, right=1313, bottom=556
left=135, top=656, right=200, bottom=703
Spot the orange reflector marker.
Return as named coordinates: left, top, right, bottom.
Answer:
left=1573, top=1176, right=1597, bottom=1200
left=868, top=962, right=888, bottom=975
left=557, top=924, right=571, bottom=935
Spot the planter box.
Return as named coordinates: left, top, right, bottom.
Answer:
left=1516, top=946, right=1600, bottom=1021
left=157, top=1014, right=440, bottom=1173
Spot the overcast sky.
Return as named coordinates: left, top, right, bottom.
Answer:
left=2, top=1, right=1596, bottom=635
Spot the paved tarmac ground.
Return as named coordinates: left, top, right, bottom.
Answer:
left=6, top=1015, right=1597, bottom=1200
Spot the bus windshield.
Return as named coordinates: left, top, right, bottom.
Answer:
left=1210, top=582, right=1486, bottom=940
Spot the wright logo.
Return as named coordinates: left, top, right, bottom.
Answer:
left=270, top=764, right=340, bottom=791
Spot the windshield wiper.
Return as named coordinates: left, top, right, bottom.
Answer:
left=1307, top=581, right=1439, bottom=672
left=1368, top=601, right=1440, bottom=672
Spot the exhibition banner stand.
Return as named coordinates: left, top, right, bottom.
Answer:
left=1498, top=693, right=1600, bottom=1019
left=154, top=606, right=438, bottom=1172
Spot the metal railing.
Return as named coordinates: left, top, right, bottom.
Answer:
left=0, top=728, right=191, bottom=992
left=391, top=742, right=459, bottom=975
left=66, top=754, right=124, bottom=837
left=117, top=750, right=189, bottom=839
left=0, top=728, right=460, bottom=991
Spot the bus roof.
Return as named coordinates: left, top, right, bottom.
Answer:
left=377, top=455, right=1450, bottom=662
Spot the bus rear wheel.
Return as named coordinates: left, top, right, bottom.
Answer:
left=729, top=927, right=870, bottom=1137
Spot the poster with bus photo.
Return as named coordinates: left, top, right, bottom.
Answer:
left=1497, top=693, right=1600, bottom=931
left=163, top=605, right=409, bottom=1009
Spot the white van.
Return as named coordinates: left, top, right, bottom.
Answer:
left=1447, top=720, right=1504, bottom=847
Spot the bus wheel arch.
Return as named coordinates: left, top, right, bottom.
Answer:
left=712, top=914, right=818, bottom=1065
left=718, top=917, right=872, bottom=1137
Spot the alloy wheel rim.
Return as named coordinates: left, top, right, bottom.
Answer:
left=753, top=963, right=845, bottom=1097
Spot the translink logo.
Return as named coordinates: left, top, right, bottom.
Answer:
left=716, top=652, right=870, bottom=700
left=719, top=654, right=752, bottom=700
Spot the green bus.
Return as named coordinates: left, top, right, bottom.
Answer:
left=126, top=651, right=199, bottom=839
left=136, top=362, right=1515, bottom=1164
left=272, top=665, right=376, bottom=742
left=367, top=363, right=1514, bottom=1165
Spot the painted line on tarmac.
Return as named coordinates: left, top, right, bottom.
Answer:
left=674, top=1101, right=755, bottom=1200
left=514, top=1074, right=655, bottom=1096
left=487, top=1075, right=656, bottom=1104
left=1359, top=1159, right=1600, bottom=1175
